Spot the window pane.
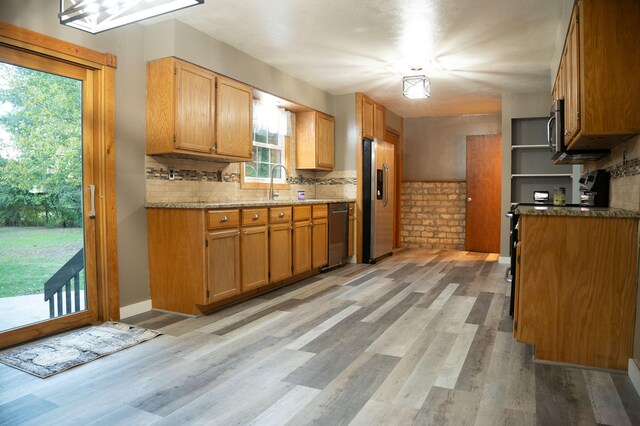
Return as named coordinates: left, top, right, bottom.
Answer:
left=268, top=132, right=278, bottom=146
left=245, top=162, right=257, bottom=177
left=272, top=167, right=281, bottom=179
left=270, top=149, right=281, bottom=164
left=259, top=147, right=270, bottom=162
left=258, top=162, right=270, bottom=178
left=254, top=129, right=266, bottom=144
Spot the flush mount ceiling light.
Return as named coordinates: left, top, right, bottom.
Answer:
left=402, top=75, right=431, bottom=99
left=59, top=0, right=204, bottom=34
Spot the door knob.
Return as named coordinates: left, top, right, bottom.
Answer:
left=467, top=197, right=472, bottom=202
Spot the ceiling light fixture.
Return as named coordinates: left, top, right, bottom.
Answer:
left=59, top=0, right=204, bottom=34
left=402, top=75, right=431, bottom=99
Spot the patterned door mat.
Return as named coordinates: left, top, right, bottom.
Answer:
left=0, top=322, right=161, bottom=378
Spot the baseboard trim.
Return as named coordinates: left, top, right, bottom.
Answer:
left=498, top=256, right=511, bottom=264
left=629, top=359, right=640, bottom=397
left=120, top=299, right=152, bottom=319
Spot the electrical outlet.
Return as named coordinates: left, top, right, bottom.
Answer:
left=168, top=168, right=175, bottom=181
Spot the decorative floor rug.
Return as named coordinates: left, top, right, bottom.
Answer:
left=0, top=322, right=161, bottom=378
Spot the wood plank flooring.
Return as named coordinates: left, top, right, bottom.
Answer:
left=1, top=249, right=639, bottom=425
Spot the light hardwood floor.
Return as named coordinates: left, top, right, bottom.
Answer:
left=1, top=249, right=639, bottom=425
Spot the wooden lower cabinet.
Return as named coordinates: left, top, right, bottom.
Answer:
left=206, top=229, right=242, bottom=303
left=514, top=214, right=638, bottom=370
left=293, top=219, right=312, bottom=275
left=312, top=217, right=328, bottom=268
left=147, top=203, right=342, bottom=315
left=348, top=203, right=355, bottom=258
left=240, top=225, right=269, bottom=291
left=270, top=222, right=293, bottom=282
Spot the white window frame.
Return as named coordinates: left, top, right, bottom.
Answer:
left=244, top=103, right=288, bottom=184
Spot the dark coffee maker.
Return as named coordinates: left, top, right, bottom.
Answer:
left=579, top=170, right=610, bottom=207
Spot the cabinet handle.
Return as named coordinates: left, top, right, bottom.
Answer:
left=564, top=130, right=570, bottom=136
left=236, top=231, right=240, bottom=236
left=220, top=215, right=228, bottom=222
left=245, top=230, right=249, bottom=235
left=279, top=212, right=285, bottom=218
left=210, top=146, right=217, bottom=152
left=310, top=222, right=313, bottom=227
left=289, top=226, right=293, bottom=231
left=253, top=213, right=259, bottom=220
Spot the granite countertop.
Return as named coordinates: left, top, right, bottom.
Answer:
left=145, top=198, right=356, bottom=209
left=515, top=205, right=640, bottom=218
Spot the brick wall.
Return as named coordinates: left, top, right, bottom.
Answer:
left=401, top=181, right=466, bottom=250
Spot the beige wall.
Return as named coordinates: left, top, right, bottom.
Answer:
left=333, top=94, right=357, bottom=172
left=403, top=114, right=502, bottom=181
left=145, top=20, right=335, bottom=116
left=1, top=2, right=336, bottom=309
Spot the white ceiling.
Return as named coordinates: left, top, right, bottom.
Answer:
left=149, top=0, right=564, bottom=118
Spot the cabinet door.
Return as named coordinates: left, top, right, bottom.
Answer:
left=312, top=217, right=328, bottom=269
left=513, top=241, right=522, bottom=340
left=175, top=62, right=216, bottom=153
left=206, top=228, right=241, bottom=303
left=293, top=220, right=312, bottom=275
left=348, top=213, right=355, bottom=258
left=270, top=222, right=293, bottom=282
left=374, top=103, right=385, bottom=139
left=563, top=9, right=580, bottom=146
left=216, top=76, right=253, bottom=159
left=362, top=96, right=375, bottom=139
left=241, top=225, right=269, bottom=291
left=316, top=113, right=334, bottom=169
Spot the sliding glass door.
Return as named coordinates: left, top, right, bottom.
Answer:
left=0, top=45, right=99, bottom=342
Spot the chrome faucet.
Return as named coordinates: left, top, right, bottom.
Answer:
left=269, top=164, right=289, bottom=200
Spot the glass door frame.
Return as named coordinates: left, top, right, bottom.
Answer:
left=0, top=23, right=118, bottom=348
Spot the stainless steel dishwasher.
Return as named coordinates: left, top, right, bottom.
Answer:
left=326, top=203, right=349, bottom=270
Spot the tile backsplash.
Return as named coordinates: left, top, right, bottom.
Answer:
left=584, top=135, right=640, bottom=212
left=145, top=156, right=356, bottom=203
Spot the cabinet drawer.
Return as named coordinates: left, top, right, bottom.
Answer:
left=207, top=209, right=240, bottom=230
left=293, top=205, right=312, bottom=222
left=242, top=208, right=268, bottom=226
left=312, top=204, right=328, bottom=219
left=270, top=206, right=292, bottom=223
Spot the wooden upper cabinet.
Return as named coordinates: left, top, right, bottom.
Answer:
left=362, top=94, right=385, bottom=140
left=374, top=103, right=385, bottom=140
left=296, top=110, right=334, bottom=170
left=362, top=95, right=375, bottom=139
left=553, top=0, right=640, bottom=151
left=175, top=61, right=216, bottom=153
left=562, top=7, right=580, bottom=146
left=146, top=57, right=252, bottom=161
left=215, top=76, right=253, bottom=160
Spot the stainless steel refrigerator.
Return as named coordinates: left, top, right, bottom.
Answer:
left=362, top=138, right=394, bottom=263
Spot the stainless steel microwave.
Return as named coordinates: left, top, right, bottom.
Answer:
left=547, top=99, right=608, bottom=164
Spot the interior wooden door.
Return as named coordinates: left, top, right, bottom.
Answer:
left=465, top=135, right=502, bottom=253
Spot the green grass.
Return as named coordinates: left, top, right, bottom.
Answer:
left=0, top=227, right=84, bottom=298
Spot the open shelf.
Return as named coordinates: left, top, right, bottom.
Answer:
left=511, top=117, right=577, bottom=204
left=512, top=173, right=573, bottom=178
left=511, top=144, right=550, bottom=150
